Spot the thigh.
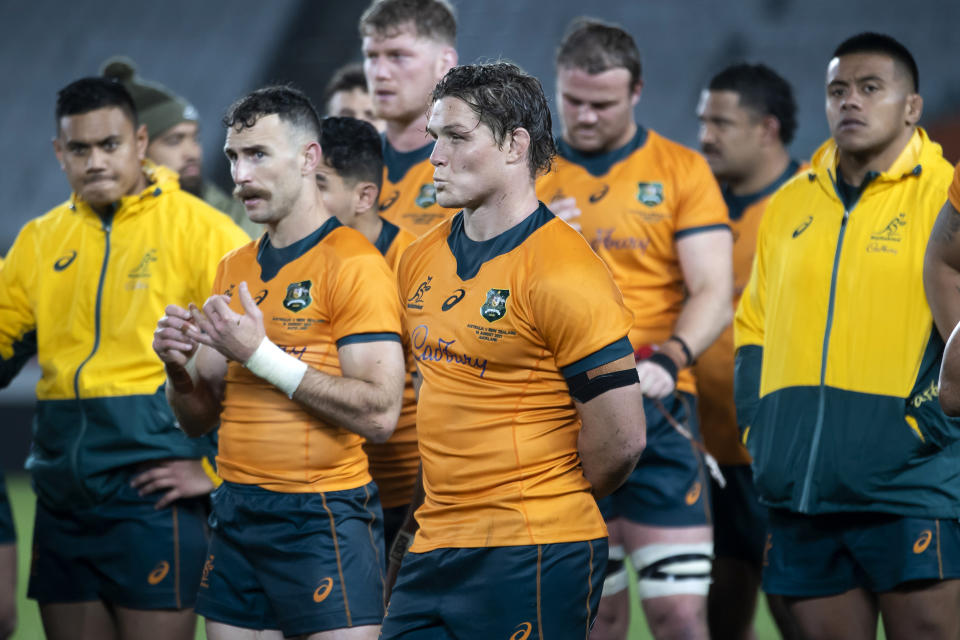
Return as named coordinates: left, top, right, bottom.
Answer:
left=380, top=551, right=448, bottom=640
left=610, top=393, right=711, bottom=527
left=711, top=464, right=767, bottom=566
left=878, top=579, right=960, bottom=640
left=786, top=589, right=877, bottom=640
left=114, top=605, right=197, bottom=640
left=40, top=601, right=118, bottom=640
left=206, top=619, right=285, bottom=639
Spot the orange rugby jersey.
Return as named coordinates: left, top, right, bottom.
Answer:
left=213, top=217, right=403, bottom=493
left=379, top=139, right=452, bottom=236
left=537, top=127, right=728, bottom=394
left=398, top=203, right=635, bottom=552
left=950, top=161, right=960, bottom=210
left=362, top=217, right=421, bottom=508
left=693, top=160, right=804, bottom=465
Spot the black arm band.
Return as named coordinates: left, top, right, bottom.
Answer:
left=644, top=352, right=679, bottom=382
left=668, top=335, right=694, bottom=366
left=567, top=367, right=640, bottom=403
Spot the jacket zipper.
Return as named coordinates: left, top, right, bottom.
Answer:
left=69, top=220, right=112, bottom=505
left=798, top=170, right=851, bottom=512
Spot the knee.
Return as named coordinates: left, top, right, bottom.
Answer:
left=643, top=595, right=708, bottom=639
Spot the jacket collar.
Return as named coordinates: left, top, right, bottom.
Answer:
left=809, top=127, right=936, bottom=194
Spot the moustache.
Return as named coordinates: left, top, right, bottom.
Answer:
left=234, top=186, right=270, bottom=201
left=701, top=144, right=721, bottom=156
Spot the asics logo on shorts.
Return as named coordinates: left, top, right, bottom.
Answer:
left=913, top=529, right=933, bottom=554
left=510, top=622, right=532, bottom=640
left=685, top=481, right=702, bottom=505
left=313, top=577, right=334, bottom=603
left=147, top=561, right=170, bottom=585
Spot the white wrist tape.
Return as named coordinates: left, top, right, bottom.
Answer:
left=244, top=337, right=308, bottom=398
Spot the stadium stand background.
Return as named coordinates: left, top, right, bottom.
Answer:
left=1, top=0, right=960, bottom=470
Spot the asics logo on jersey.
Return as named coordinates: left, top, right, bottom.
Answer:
left=589, top=184, right=609, bottom=203
left=407, top=276, right=433, bottom=310
left=481, top=289, right=510, bottom=323
left=53, top=250, right=77, bottom=271
left=792, top=216, right=813, bottom=238
left=254, top=289, right=269, bottom=305
left=147, top=561, right=170, bottom=585
left=913, top=530, right=933, bottom=554
left=283, top=280, right=313, bottom=312
left=379, top=189, right=399, bottom=211
left=871, top=212, right=906, bottom=242
left=441, top=289, right=465, bottom=311
left=510, top=622, right=533, bottom=640
left=313, top=577, right=334, bottom=603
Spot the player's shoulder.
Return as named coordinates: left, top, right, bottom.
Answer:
left=641, top=129, right=711, bottom=172
left=398, top=215, right=455, bottom=267
left=527, top=208, right=610, bottom=279
left=216, top=236, right=260, bottom=269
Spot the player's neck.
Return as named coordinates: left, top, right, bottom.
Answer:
left=462, top=183, right=539, bottom=242
left=837, top=126, right=915, bottom=187
left=385, top=113, right=432, bottom=152
left=727, top=148, right=791, bottom=196
left=350, top=209, right=384, bottom=245
left=266, top=185, right=332, bottom=249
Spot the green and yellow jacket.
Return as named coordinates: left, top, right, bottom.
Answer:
left=0, top=162, right=249, bottom=509
left=734, top=129, right=960, bottom=517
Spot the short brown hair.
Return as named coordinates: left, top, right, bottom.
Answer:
left=431, top=63, right=555, bottom=179
left=359, top=0, right=456, bottom=45
left=556, top=18, right=642, bottom=89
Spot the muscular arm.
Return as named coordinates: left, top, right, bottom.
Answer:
left=576, top=354, right=646, bottom=499
left=673, top=228, right=734, bottom=357
left=291, top=339, right=405, bottom=443
left=940, top=318, right=960, bottom=416
left=924, top=199, right=960, bottom=341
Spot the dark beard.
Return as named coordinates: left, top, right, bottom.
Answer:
left=180, top=174, right=203, bottom=197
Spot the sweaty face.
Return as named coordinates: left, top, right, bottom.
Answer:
left=315, top=160, right=358, bottom=225
left=826, top=52, right=918, bottom=157
left=362, top=25, right=450, bottom=125
left=557, top=66, right=639, bottom=153
left=427, top=96, right=507, bottom=210
left=147, top=121, right=203, bottom=196
left=223, top=114, right=305, bottom=225
left=55, top=107, right=147, bottom=209
left=697, top=89, right=765, bottom=183
left=327, top=88, right=385, bottom=133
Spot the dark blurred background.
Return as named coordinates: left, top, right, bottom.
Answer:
left=2, top=0, right=960, bottom=469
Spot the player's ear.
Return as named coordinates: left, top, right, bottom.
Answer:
left=905, top=92, right=923, bottom=126
left=302, top=140, right=322, bottom=175
left=354, top=182, right=379, bottom=213
left=506, top=127, right=531, bottom=168
left=134, top=123, right=149, bottom=161
left=630, top=78, right=643, bottom=108
left=760, top=115, right=781, bottom=146
left=52, top=136, right=65, bottom=170
left=437, top=46, right=458, bottom=78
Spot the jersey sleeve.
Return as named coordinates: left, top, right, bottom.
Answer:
left=0, top=223, right=39, bottom=387
left=328, top=251, right=403, bottom=348
left=531, top=232, right=635, bottom=375
left=674, top=153, right=730, bottom=238
left=949, top=162, right=960, bottom=211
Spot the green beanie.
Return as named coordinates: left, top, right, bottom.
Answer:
left=100, top=56, right=199, bottom=140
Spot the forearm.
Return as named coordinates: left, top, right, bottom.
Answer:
left=293, top=367, right=402, bottom=443
left=165, top=370, right=222, bottom=438
left=673, top=285, right=733, bottom=358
